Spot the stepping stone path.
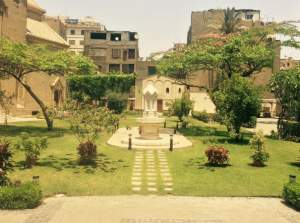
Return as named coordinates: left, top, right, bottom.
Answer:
left=131, top=150, right=174, bottom=194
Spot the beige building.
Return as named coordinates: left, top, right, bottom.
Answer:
left=0, top=0, right=69, bottom=116
left=62, top=17, right=106, bottom=54
left=84, top=30, right=139, bottom=73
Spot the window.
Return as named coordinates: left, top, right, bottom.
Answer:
left=122, top=64, right=135, bottom=74
left=123, top=50, right=128, bottom=61
left=246, top=14, right=254, bottom=20
left=128, top=49, right=136, bottom=59
left=111, top=33, right=122, bottom=41
left=70, top=30, right=75, bottom=35
left=129, top=32, right=138, bottom=41
left=109, top=64, right=121, bottom=72
left=90, top=32, right=107, bottom=40
left=178, top=88, right=182, bottom=93
left=148, top=66, right=157, bottom=75
left=80, top=40, right=84, bottom=45
left=69, top=40, right=75, bottom=45
left=166, top=88, right=170, bottom=94
left=81, top=30, right=85, bottom=35
left=112, top=49, right=121, bottom=59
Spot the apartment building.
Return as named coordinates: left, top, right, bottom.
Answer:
left=84, top=30, right=139, bottom=73
left=62, top=17, right=106, bottom=54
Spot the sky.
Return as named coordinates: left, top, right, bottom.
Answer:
left=37, top=0, right=300, bottom=57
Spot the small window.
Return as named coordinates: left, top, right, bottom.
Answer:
left=129, top=32, right=138, bottom=41
left=178, top=88, right=182, bottom=93
left=112, top=49, right=121, bottom=59
left=109, top=64, right=121, bottom=72
left=148, top=66, right=156, bottom=75
left=70, top=30, right=75, bottom=35
left=80, top=40, right=84, bottom=45
left=81, top=30, right=85, bottom=35
left=246, top=14, right=254, bottom=20
left=91, top=32, right=107, bottom=40
left=111, top=33, right=122, bottom=41
left=128, top=49, right=136, bottom=59
left=69, top=40, right=75, bottom=45
left=122, top=64, right=135, bottom=74
left=166, top=88, right=170, bottom=94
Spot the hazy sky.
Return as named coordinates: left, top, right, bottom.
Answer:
left=37, top=0, right=300, bottom=57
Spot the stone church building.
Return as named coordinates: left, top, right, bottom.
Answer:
left=0, top=0, right=69, bottom=116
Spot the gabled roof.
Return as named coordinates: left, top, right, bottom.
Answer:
left=26, top=18, right=69, bottom=47
left=143, top=84, right=158, bottom=96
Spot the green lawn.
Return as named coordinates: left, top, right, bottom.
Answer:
left=2, top=116, right=300, bottom=197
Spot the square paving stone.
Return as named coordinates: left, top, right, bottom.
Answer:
left=147, top=172, right=157, bottom=176
left=161, top=172, right=171, bottom=176
left=147, top=177, right=157, bottom=181
left=162, top=177, right=173, bottom=182
left=131, top=177, right=142, bottom=181
left=132, top=187, right=141, bottom=192
left=133, top=173, right=142, bottom=176
left=164, top=182, right=173, bottom=186
left=164, top=187, right=173, bottom=191
left=147, top=182, right=156, bottom=186
left=147, top=187, right=158, bottom=192
left=131, top=181, right=142, bottom=186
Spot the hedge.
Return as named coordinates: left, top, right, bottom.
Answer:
left=280, top=120, right=300, bottom=142
left=283, top=182, right=300, bottom=210
left=68, top=74, right=135, bottom=102
left=0, top=182, right=42, bottom=209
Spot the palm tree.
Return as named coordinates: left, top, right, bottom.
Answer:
left=0, top=0, right=8, bottom=37
left=221, top=7, right=241, bottom=34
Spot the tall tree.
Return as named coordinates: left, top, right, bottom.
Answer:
left=221, top=7, right=241, bottom=34
left=0, top=38, right=97, bottom=130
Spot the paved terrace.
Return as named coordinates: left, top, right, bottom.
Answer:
left=0, top=196, right=299, bottom=223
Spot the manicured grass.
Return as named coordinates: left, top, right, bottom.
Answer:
left=2, top=120, right=134, bottom=197
left=166, top=118, right=300, bottom=197
left=1, top=116, right=300, bottom=197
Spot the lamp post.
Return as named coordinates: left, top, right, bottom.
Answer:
left=128, top=134, right=132, bottom=150
left=289, top=174, right=296, bottom=183
left=169, top=134, right=173, bottom=152
left=32, top=176, right=40, bottom=184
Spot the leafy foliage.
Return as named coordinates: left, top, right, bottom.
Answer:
left=0, top=182, right=42, bottom=209
left=205, top=146, right=230, bottom=166
left=169, top=95, right=193, bottom=123
left=283, top=182, right=300, bottom=210
left=15, top=133, right=48, bottom=168
left=213, top=75, right=261, bottom=137
left=0, top=138, right=12, bottom=186
left=221, top=7, right=240, bottom=34
left=77, top=141, right=97, bottom=165
left=107, top=91, right=128, bottom=114
left=250, top=131, right=269, bottom=167
left=67, top=74, right=135, bottom=102
left=0, top=38, right=97, bottom=130
left=0, top=90, right=13, bottom=126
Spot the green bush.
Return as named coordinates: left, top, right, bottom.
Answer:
left=250, top=131, right=269, bottom=167
left=243, top=116, right=257, bottom=128
left=283, top=182, right=300, bottom=210
left=192, top=111, right=210, bottom=123
left=107, top=91, right=128, bottom=114
left=280, top=121, right=300, bottom=142
left=0, top=182, right=42, bottom=209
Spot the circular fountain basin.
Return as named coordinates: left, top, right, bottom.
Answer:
left=121, top=134, right=179, bottom=147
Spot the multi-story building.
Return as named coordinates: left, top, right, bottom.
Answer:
left=84, top=30, right=139, bottom=73
left=63, top=17, right=106, bottom=54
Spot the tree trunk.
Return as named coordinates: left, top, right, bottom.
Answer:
left=17, top=79, right=53, bottom=130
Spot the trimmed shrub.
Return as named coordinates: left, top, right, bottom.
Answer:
left=205, top=146, right=230, bottom=166
left=283, top=182, right=300, bottom=210
left=250, top=131, right=269, bottom=167
left=77, top=141, right=97, bottom=164
left=0, top=182, right=42, bottom=209
left=107, top=91, right=127, bottom=114
left=192, top=111, right=210, bottom=123
left=243, top=116, right=257, bottom=128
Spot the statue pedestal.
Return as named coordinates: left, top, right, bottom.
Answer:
left=137, top=117, right=165, bottom=140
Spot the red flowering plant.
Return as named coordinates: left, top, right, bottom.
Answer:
left=205, top=146, right=230, bottom=166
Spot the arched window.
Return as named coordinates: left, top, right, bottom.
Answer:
left=178, top=88, right=182, bottom=93
left=166, top=88, right=170, bottom=94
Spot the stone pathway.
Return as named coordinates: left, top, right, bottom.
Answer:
left=131, top=150, right=173, bottom=194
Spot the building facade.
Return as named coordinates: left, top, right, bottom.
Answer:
left=63, top=17, right=106, bottom=54
left=0, top=0, right=69, bottom=116
left=84, top=30, right=139, bottom=73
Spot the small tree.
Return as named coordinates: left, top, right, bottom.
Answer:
left=250, top=131, right=269, bottom=166
left=65, top=101, right=119, bottom=164
left=221, top=7, right=241, bottom=34
left=14, top=133, right=48, bottom=168
left=213, top=75, right=261, bottom=138
left=169, top=95, right=193, bottom=124
left=0, top=38, right=97, bottom=130
left=0, top=138, right=12, bottom=186
left=107, top=91, right=128, bottom=114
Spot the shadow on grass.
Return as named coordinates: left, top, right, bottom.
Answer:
left=288, top=161, right=300, bottom=168
left=0, top=125, right=69, bottom=138
left=185, top=157, right=231, bottom=172
left=15, top=153, right=128, bottom=174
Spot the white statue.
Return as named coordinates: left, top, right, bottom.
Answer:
left=143, top=83, right=158, bottom=117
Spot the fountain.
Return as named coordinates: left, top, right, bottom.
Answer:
left=107, top=83, right=192, bottom=149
